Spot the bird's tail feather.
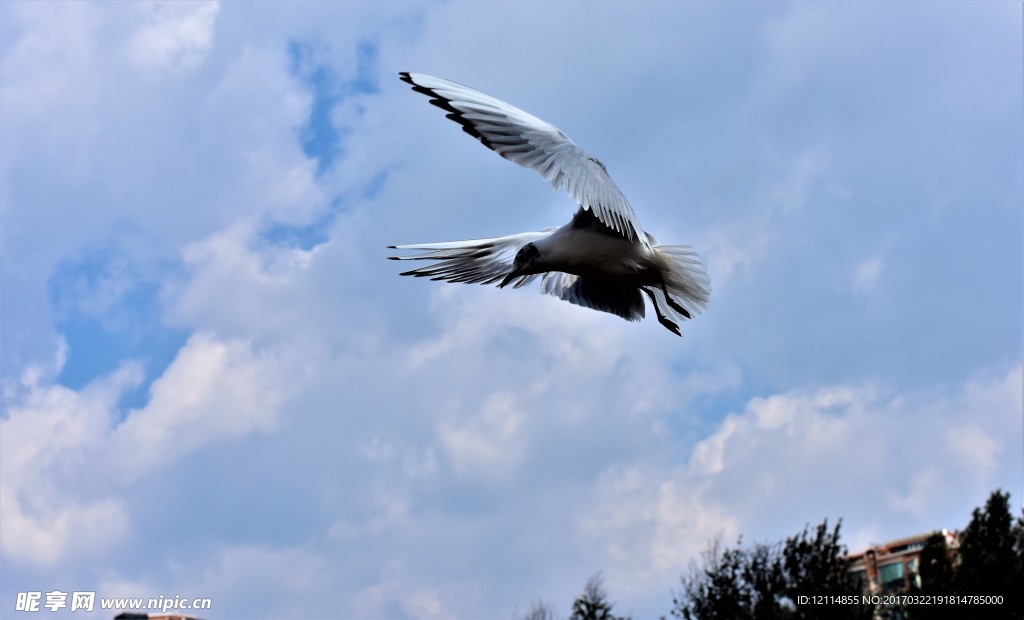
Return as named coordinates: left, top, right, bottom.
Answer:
left=654, top=244, right=711, bottom=322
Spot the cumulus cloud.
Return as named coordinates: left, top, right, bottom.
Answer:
left=583, top=466, right=741, bottom=597
left=0, top=2, right=100, bottom=154
left=127, top=1, right=219, bottom=75
left=580, top=364, right=1021, bottom=599
left=0, top=332, right=298, bottom=568
left=349, top=559, right=459, bottom=620
left=1, top=357, right=139, bottom=567
left=2, top=2, right=1020, bottom=619
left=105, top=332, right=294, bottom=481
left=439, top=391, right=528, bottom=483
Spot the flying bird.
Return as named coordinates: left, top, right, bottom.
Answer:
left=389, top=73, right=710, bottom=336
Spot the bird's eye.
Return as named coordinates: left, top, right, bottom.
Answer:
left=517, top=243, right=539, bottom=263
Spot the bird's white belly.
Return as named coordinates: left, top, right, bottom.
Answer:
left=543, top=226, right=656, bottom=283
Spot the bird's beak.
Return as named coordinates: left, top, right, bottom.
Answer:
left=498, top=271, right=519, bottom=289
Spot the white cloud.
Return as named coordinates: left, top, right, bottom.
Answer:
left=694, top=366, right=1020, bottom=536
left=96, top=545, right=329, bottom=617
left=2, top=2, right=1021, bottom=618
left=852, top=256, right=884, bottom=295
left=163, top=223, right=322, bottom=338
left=583, top=466, right=740, bottom=598
left=766, top=148, right=830, bottom=215
left=127, top=1, right=219, bottom=75
left=0, top=332, right=298, bottom=567
left=0, top=0, right=326, bottom=381
left=0, top=2, right=100, bottom=156
left=350, top=559, right=459, bottom=620
left=0, top=361, right=140, bottom=568
left=579, top=364, right=1021, bottom=604
left=205, top=545, right=329, bottom=595
left=105, top=332, right=294, bottom=482
left=887, top=468, right=942, bottom=517
left=699, top=232, right=762, bottom=288
left=439, top=391, right=527, bottom=483
left=945, top=424, right=1000, bottom=475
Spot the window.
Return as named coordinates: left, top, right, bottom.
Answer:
left=907, top=558, right=921, bottom=588
left=850, top=569, right=868, bottom=593
left=879, top=562, right=905, bottom=591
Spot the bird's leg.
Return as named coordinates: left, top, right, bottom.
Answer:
left=660, top=281, right=691, bottom=319
left=642, top=287, right=682, bottom=336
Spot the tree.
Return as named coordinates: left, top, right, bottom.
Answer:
left=672, top=536, right=785, bottom=620
left=956, top=490, right=1017, bottom=591
left=906, top=532, right=957, bottom=620
left=916, top=532, right=956, bottom=594
left=672, top=520, right=871, bottom=620
left=905, top=490, right=1024, bottom=620
left=745, top=542, right=788, bottom=620
left=569, top=573, right=630, bottom=620
left=952, top=489, right=1023, bottom=619
left=781, top=520, right=870, bottom=620
left=521, top=598, right=557, bottom=620
left=1015, top=508, right=1024, bottom=586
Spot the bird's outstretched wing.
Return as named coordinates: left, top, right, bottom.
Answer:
left=388, top=231, right=552, bottom=288
left=540, top=272, right=645, bottom=322
left=400, top=72, right=646, bottom=244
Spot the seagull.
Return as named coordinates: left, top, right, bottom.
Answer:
left=389, top=73, right=710, bottom=336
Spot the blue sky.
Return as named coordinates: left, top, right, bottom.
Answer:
left=1, top=2, right=1021, bottom=618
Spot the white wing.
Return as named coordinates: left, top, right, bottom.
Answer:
left=401, top=72, right=647, bottom=244
left=388, top=231, right=552, bottom=288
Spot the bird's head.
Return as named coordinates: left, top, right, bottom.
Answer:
left=499, top=242, right=542, bottom=288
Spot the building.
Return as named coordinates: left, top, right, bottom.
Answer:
left=847, top=530, right=958, bottom=594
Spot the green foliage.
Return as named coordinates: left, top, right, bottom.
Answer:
left=569, top=573, right=630, bottom=620
left=903, top=532, right=955, bottom=620
left=906, top=490, right=1024, bottom=619
left=782, top=521, right=870, bottom=620
left=952, top=490, right=1023, bottom=619
left=672, top=520, right=872, bottom=620
left=521, top=490, right=1024, bottom=620
left=745, top=543, right=788, bottom=620
left=672, top=537, right=767, bottom=620
left=916, top=532, right=955, bottom=596
left=956, top=491, right=1018, bottom=595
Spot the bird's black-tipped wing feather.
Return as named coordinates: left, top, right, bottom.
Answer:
left=388, top=232, right=551, bottom=288
left=400, top=72, right=647, bottom=244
